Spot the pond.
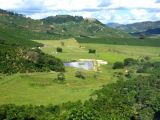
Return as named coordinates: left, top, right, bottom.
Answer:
left=64, top=61, right=94, bottom=70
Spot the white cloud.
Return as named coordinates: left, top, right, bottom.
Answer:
left=0, top=0, right=22, bottom=9
left=44, top=0, right=99, bottom=10
left=130, top=9, right=149, bottom=20
left=0, top=0, right=160, bottom=24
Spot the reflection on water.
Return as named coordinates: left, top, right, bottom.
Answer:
left=64, top=61, right=94, bottom=70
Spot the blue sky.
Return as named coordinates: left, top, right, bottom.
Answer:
left=0, top=0, right=160, bottom=24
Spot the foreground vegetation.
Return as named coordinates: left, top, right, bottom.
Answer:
left=0, top=60, right=159, bottom=119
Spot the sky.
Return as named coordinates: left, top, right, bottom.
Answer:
left=0, top=0, right=160, bottom=24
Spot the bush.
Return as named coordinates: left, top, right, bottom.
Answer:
left=125, top=70, right=133, bottom=78
left=75, top=71, right=86, bottom=79
left=139, top=34, right=145, bottom=39
left=56, top=47, right=62, bottom=52
left=137, top=67, right=145, bottom=73
left=68, top=107, right=98, bottom=120
left=88, top=49, right=96, bottom=54
left=112, top=62, right=124, bottom=69
left=144, top=56, right=151, bottom=61
left=124, top=58, right=137, bottom=66
left=57, top=72, right=65, bottom=81
left=0, top=39, right=5, bottom=44
left=61, top=42, right=64, bottom=46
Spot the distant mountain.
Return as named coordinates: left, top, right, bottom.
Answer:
left=116, top=21, right=160, bottom=32
left=41, top=15, right=130, bottom=38
left=132, top=28, right=160, bottom=36
left=109, top=21, right=160, bottom=37
left=106, top=23, right=122, bottom=28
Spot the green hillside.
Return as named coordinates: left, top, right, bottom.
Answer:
left=0, top=9, right=64, bottom=74
left=0, top=9, right=131, bottom=41
left=42, top=15, right=131, bottom=38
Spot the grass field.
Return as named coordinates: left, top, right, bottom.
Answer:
left=0, top=38, right=160, bottom=105
left=0, top=67, right=116, bottom=105
left=35, top=38, right=160, bottom=63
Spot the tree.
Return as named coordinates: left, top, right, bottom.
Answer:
left=112, top=62, right=124, bottom=69
left=124, top=58, right=137, bottom=66
left=88, top=49, right=96, bottom=54
left=68, top=107, right=98, bottom=120
left=56, top=47, right=63, bottom=53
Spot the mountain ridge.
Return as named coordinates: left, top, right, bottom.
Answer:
left=106, top=20, right=160, bottom=37
left=0, top=8, right=131, bottom=43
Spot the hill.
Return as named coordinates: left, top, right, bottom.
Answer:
left=41, top=15, right=131, bottom=38
left=132, top=28, right=160, bottom=37
left=0, top=9, right=131, bottom=41
left=107, top=21, right=160, bottom=37
left=116, top=21, right=160, bottom=32
left=0, top=9, right=65, bottom=74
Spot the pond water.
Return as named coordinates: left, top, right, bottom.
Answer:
left=64, top=61, right=94, bottom=70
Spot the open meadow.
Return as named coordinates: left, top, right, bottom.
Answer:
left=0, top=38, right=160, bottom=105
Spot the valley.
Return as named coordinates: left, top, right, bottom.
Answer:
left=0, top=38, right=159, bottom=106
left=0, top=7, right=160, bottom=119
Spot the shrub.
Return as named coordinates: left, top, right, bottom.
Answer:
left=57, top=72, right=65, bottom=81
left=112, top=62, right=124, bottom=69
left=124, top=58, right=137, bottom=66
left=125, top=70, right=134, bottom=78
left=139, top=34, right=145, bottom=39
left=144, top=56, right=151, bottom=61
left=68, top=107, right=98, bottom=120
left=56, top=47, right=62, bottom=52
left=0, top=39, right=5, bottom=44
left=137, top=67, right=145, bottom=73
left=88, top=49, right=96, bottom=54
left=75, top=71, right=86, bottom=79
left=61, top=42, right=64, bottom=46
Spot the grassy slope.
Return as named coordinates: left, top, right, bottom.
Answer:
left=0, top=68, right=114, bottom=105
left=76, top=37, right=160, bottom=47
left=0, top=38, right=160, bottom=105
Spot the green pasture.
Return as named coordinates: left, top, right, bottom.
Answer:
left=0, top=66, right=115, bottom=105
left=0, top=38, right=160, bottom=105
